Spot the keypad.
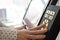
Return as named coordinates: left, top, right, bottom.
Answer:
left=46, top=10, right=55, bottom=16
left=42, top=10, right=55, bottom=29
left=44, top=10, right=55, bottom=20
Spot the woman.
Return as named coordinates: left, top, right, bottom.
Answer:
left=0, top=22, right=47, bottom=40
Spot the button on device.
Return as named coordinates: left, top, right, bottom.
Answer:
left=44, top=13, right=53, bottom=20
left=44, top=14, right=50, bottom=19
left=46, top=10, right=50, bottom=14
left=44, top=14, right=50, bottom=20
left=52, top=11, right=55, bottom=15
left=49, top=16, right=53, bottom=20
left=44, top=14, right=48, bottom=18
left=43, top=22, right=48, bottom=27
left=42, top=19, right=49, bottom=28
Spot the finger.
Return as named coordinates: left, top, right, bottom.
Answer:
left=27, top=35, right=46, bottom=39
left=28, top=29, right=48, bottom=35
left=29, top=24, right=46, bottom=30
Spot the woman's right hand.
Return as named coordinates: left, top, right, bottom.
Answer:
left=17, top=24, right=48, bottom=40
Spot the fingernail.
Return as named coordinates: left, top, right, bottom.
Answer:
left=41, top=24, right=46, bottom=27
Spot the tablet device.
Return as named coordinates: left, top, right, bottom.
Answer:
left=23, top=0, right=51, bottom=28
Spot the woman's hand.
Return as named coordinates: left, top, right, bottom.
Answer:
left=17, top=24, right=48, bottom=40
left=15, top=25, right=26, bottom=30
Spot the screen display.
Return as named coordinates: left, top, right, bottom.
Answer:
left=23, top=0, right=50, bottom=27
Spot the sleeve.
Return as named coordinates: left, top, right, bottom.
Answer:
left=0, top=27, right=18, bottom=40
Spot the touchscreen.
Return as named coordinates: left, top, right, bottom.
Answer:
left=23, top=0, right=50, bottom=27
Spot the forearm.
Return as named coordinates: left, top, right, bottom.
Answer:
left=0, top=27, right=17, bottom=40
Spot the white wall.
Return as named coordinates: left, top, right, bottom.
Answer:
left=0, top=0, right=31, bottom=25
left=56, top=0, right=60, bottom=6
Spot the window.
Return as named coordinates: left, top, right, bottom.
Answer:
left=0, top=0, right=31, bottom=25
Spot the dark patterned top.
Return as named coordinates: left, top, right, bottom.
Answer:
left=0, top=27, right=17, bottom=40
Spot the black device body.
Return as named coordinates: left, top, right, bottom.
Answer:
left=39, top=5, right=60, bottom=40
left=23, top=0, right=60, bottom=40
